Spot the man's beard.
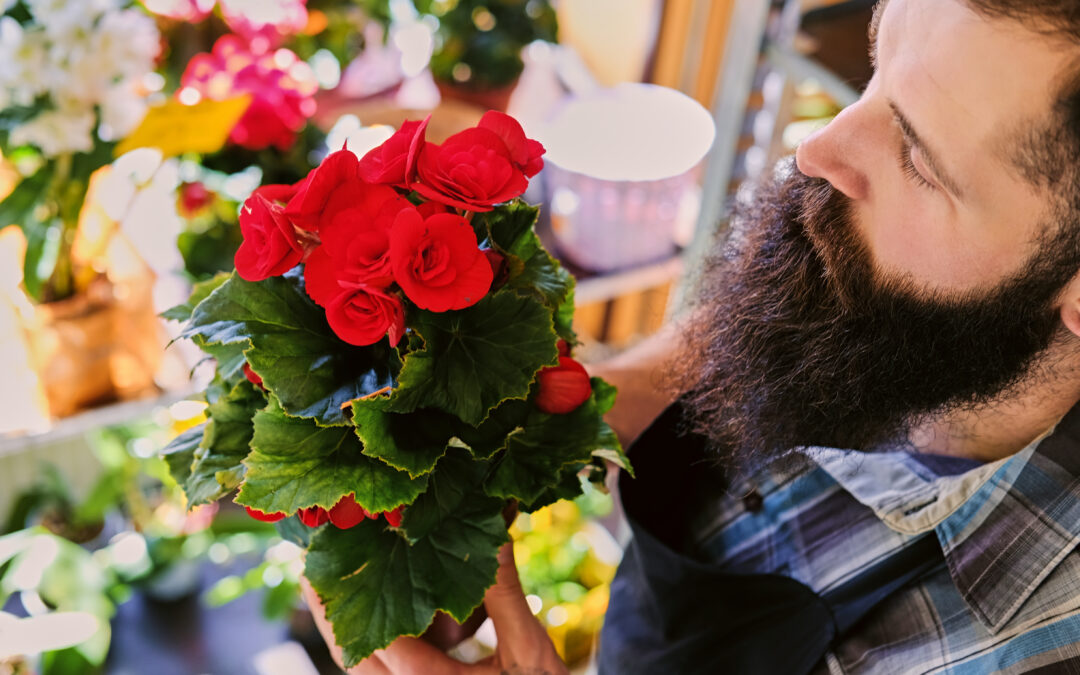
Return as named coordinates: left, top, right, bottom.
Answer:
left=678, top=165, right=1078, bottom=475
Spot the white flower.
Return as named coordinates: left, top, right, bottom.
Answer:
left=93, top=9, right=160, bottom=80
left=25, top=0, right=121, bottom=38
left=99, top=82, right=148, bottom=139
left=10, top=107, right=96, bottom=156
left=0, top=19, right=50, bottom=105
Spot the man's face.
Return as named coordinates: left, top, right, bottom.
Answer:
left=796, top=0, right=1071, bottom=294
left=680, top=0, right=1080, bottom=472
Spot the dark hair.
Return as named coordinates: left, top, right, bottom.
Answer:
left=963, top=1, right=1080, bottom=208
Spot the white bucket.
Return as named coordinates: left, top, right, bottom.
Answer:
left=539, top=83, right=715, bottom=272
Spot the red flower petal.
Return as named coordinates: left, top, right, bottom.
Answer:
left=389, top=211, right=493, bottom=312
left=535, top=356, right=592, bottom=414
left=302, top=247, right=339, bottom=307
left=242, top=363, right=265, bottom=389
left=383, top=507, right=403, bottom=528
left=298, top=506, right=330, bottom=527
left=284, top=148, right=361, bottom=231
left=556, top=339, right=571, bottom=357
left=325, top=285, right=406, bottom=346
left=477, top=111, right=545, bottom=178
left=411, top=125, right=531, bottom=211
left=328, top=494, right=367, bottom=529
left=358, top=116, right=429, bottom=186
left=244, top=506, right=286, bottom=523
left=234, top=192, right=303, bottom=281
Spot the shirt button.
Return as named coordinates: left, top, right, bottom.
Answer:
left=742, top=489, right=764, bottom=512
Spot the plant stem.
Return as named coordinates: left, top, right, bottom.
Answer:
left=44, top=153, right=76, bottom=302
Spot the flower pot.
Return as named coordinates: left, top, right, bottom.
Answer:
left=28, top=280, right=117, bottom=418
left=435, top=77, right=519, bottom=113
left=26, top=276, right=162, bottom=419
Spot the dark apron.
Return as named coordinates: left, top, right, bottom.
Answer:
left=598, top=402, right=944, bottom=674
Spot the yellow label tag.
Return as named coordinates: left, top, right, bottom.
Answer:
left=114, top=95, right=253, bottom=158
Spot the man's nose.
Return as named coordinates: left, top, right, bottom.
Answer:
left=794, top=105, right=871, bottom=201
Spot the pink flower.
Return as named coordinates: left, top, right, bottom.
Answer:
left=220, top=0, right=308, bottom=47
left=144, top=0, right=215, bottom=21
left=180, top=35, right=317, bottom=151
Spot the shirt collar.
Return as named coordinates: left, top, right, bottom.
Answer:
left=803, top=404, right=1080, bottom=634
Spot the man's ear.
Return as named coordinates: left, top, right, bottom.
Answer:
left=1059, top=273, right=1080, bottom=339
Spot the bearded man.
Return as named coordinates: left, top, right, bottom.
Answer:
left=305, top=0, right=1080, bottom=672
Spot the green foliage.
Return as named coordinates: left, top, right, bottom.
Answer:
left=236, top=397, right=427, bottom=514
left=484, top=200, right=576, bottom=341
left=484, top=378, right=621, bottom=505
left=350, top=397, right=458, bottom=477
left=182, top=271, right=398, bottom=426
left=305, top=494, right=508, bottom=666
left=161, top=423, right=205, bottom=489
left=420, top=0, right=557, bottom=89
left=385, top=290, right=558, bottom=425
left=184, top=379, right=265, bottom=506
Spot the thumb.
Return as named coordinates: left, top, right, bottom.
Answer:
left=482, top=542, right=538, bottom=645
left=482, top=542, right=568, bottom=674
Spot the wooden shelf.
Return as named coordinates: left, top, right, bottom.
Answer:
left=0, top=387, right=196, bottom=458
left=572, top=254, right=684, bottom=306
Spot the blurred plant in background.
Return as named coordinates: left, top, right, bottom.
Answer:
left=508, top=481, right=620, bottom=666
left=359, top=0, right=556, bottom=110
left=142, top=0, right=380, bottom=281
left=0, top=0, right=160, bottom=303
left=0, top=405, right=294, bottom=674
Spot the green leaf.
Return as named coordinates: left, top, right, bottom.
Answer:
left=481, top=198, right=539, bottom=253
left=585, top=379, right=631, bottom=473
left=274, top=515, right=311, bottom=548
left=193, top=336, right=247, bottom=385
left=182, top=271, right=398, bottom=426
left=0, top=164, right=51, bottom=231
left=305, top=495, right=508, bottom=666
left=21, top=216, right=61, bottom=303
left=237, top=397, right=427, bottom=514
left=454, top=397, right=531, bottom=459
left=554, top=285, right=577, bottom=343
left=160, top=423, right=205, bottom=487
left=481, top=199, right=576, bottom=341
left=350, top=397, right=458, bottom=477
left=161, top=272, right=231, bottom=322
left=387, top=290, right=558, bottom=425
left=399, top=447, right=492, bottom=543
left=519, top=464, right=588, bottom=513
left=508, top=230, right=575, bottom=312
left=484, top=378, right=624, bottom=504
left=185, top=379, right=264, bottom=506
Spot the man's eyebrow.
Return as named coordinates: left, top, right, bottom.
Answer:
left=868, top=0, right=889, bottom=70
left=888, top=101, right=967, bottom=199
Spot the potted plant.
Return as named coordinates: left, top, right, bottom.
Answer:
left=0, top=0, right=163, bottom=418
left=360, top=0, right=557, bottom=111
left=162, top=110, right=630, bottom=666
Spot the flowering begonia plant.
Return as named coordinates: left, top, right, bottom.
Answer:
left=162, top=111, right=631, bottom=665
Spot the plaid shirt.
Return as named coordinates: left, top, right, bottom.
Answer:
left=688, top=404, right=1080, bottom=674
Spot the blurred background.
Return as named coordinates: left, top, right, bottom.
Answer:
left=0, top=0, right=875, bottom=672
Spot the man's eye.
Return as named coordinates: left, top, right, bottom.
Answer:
left=897, top=135, right=936, bottom=191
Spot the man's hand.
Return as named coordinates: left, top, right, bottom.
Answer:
left=301, top=542, right=569, bottom=675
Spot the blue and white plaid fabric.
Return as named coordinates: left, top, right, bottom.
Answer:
left=689, top=405, right=1080, bottom=674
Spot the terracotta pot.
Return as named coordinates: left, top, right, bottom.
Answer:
left=28, top=280, right=117, bottom=418
left=435, top=78, right=519, bottom=113
left=27, top=276, right=161, bottom=418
